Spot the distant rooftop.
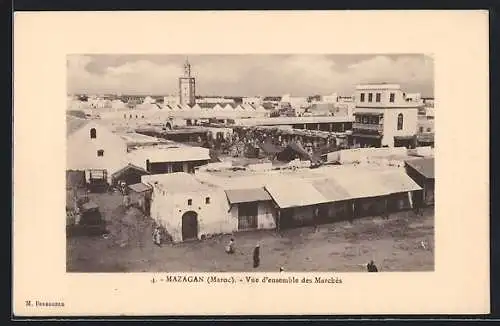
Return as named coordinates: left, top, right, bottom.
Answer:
left=355, top=83, right=401, bottom=90
left=116, top=131, right=168, bottom=145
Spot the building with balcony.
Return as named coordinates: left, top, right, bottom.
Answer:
left=351, top=83, right=423, bottom=148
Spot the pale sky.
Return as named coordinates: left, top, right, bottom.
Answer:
left=67, top=54, right=434, bottom=97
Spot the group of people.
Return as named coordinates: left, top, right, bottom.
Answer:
left=226, top=237, right=377, bottom=272
left=152, top=232, right=379, bottom=272
left=225, top=238, right=261, bottom=268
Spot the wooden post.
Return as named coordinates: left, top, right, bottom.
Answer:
left=408, top=191, right=413, bottom=209
left=384, top=197, right=388, bottom=219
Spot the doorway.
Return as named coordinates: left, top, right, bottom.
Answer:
left=182, top=211, right=198, bottom=241
left=238, top=202, right=258, bottom=230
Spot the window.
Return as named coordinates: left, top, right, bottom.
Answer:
left=368, top=93, right=373, bottom=102
left=90, top=128, right=97, bottom=139
left=360, top=93, right=365, bottom=102
left=397, top=113, right=404, bottom=130
left=124, top=114, right=126, bottom=119
left=355, top=115, right=361, bottom=123
left=188, top=199, right=192, bottom=206
left=375, top=93, right=381, bottom=102
left=97, top=149, right=104, bottom=157
left=419, top=127, right=424, bottom=133
left=389, top=93, right=395, bottom=103
left=205, top=197, right=210, bottom=204
left=362, top=116, right=368, bottom=124
left=129, top=114, right=132, bottom=118
left=135, top=115, right=138, bottom=119
left=427, top=127, right=432, bottom=132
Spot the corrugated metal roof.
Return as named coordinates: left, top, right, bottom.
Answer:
left=379, top=170, right=423, bottom=193
left=332, top=170, right=393, bottom=199
left=405, top=157, right=435, bottom=179
left=265, top=178, right=329, bottom=209
left=331, top=169, right=422, bottom=199
left=225, top=188, right=272, bottom=204
left=128, top=183, right=152, bottom=193
left=312, top=178, right=352, bottom=202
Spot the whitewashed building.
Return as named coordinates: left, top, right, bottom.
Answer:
left=66, top=120, right=210, bottom=183
left=352, top=83, right=423, bottom=148
left=142, top=173, right=231, bottom=242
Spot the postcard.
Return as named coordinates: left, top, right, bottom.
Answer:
left=13, top=10, right=489, bottom=316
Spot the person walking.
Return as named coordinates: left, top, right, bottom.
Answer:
left=253, top=243, right=260, bottom=268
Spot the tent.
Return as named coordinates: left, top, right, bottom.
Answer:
left=276, top=142, right=311, bottom=162
left=258, top=141, right=283, bottom=160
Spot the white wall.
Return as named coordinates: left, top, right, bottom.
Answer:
left=66, top=122, right=128, bottom=182
left=150, top=186, right=231, bottom=242
left=382, top=108, right=418, bottom=147
left=322, top=93, right=338, bottom=103
left=355, top=87, right=423, bottom=108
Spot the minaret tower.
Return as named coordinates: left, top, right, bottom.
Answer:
left=179, top=57, right=196, bottom=106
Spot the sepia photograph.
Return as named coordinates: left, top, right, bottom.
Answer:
left=14, top=10, right=489, bottom=316
left=66, top=54, right=435, bottom=273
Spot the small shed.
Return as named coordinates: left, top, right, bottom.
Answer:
left=128, top=182, right=153, bottom=215
left=405, top=157, right=435, bottom=206
left=225, top=188, right=275, bottom=231
left=111, top=164, right=151, bottom=187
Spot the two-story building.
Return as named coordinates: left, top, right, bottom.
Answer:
left=351, top=83, right=423, bottom=148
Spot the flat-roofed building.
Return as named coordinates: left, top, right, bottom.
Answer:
left=352, top=83, right=423, bottom=148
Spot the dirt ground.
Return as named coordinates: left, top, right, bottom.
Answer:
left=67, top=191, right=434, bottom=273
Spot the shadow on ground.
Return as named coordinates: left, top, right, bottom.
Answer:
left=67, top=191, right=434, bottom=273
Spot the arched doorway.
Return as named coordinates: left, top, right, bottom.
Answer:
left=181, top=211, right=198, bottom=241
left=165, top=122, right=172, bottom=130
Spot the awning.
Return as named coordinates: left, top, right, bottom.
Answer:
left=128, top=183, right=152, bottom=193
left=351, top=133, right=382, bottom=139
left=354, top=112, right=384, bottom=116
left=417, top=133, right=434, bottom=142
left=394, top=135, right=415, bottom=140
left=225, top=188, right=272, bottom=204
